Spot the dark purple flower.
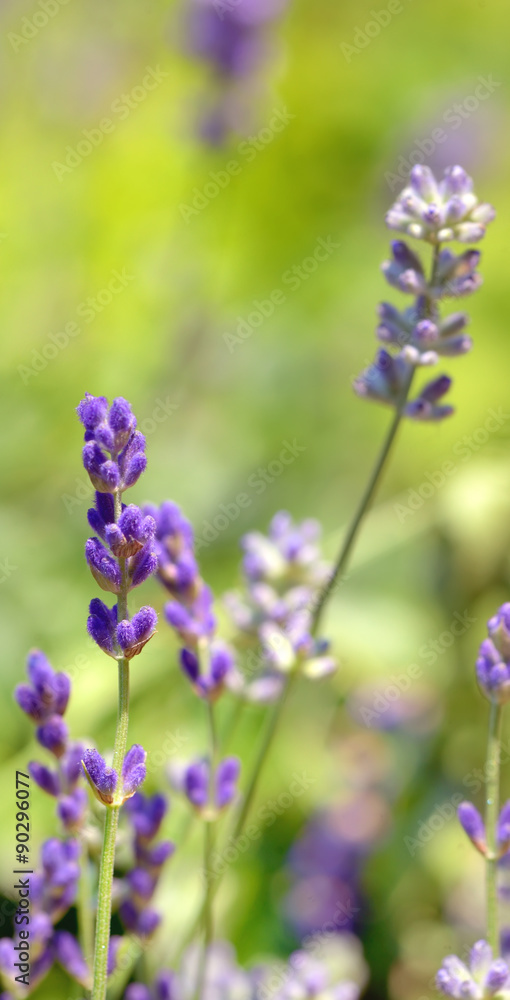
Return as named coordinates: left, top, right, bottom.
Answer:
left=57, top=788, right=88, bottom=832
left=180, top=640, right=234, bottom=700
left=404, top=375, right=454, bottom=421
left=15, top=650, right=70, bottom=722
left=88, top=493, right=156, bottom=559
left=82, top=749, right=118, bottom=805
left=117, top=606, right=158, bottom=660
left=85, top=537, right=121, bottom=593
left=476, top=608, right=510, bottom=705
left=124, top=791, right=168, bottom=841
left=165, top=585, right=216, bottom=646
left=120, top=791, right=174, bottom=941
left=29, top=761, right=60, bottom=797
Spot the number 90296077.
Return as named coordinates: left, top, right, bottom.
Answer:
left=15, top=771, right=30, bottom=866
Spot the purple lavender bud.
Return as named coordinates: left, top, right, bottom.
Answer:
left=216, top=756, right=240, bottom=808
left=87, top=598, right=118, bottom=658
left=82, top=749, right=118, bottom=805
left=61, top=741, right=87, bottom=786
left=36, top=715, right=69, bottom=757
left=108, top=397, right=136, bottom=449
left=122, top=744, right=147, bottom=799
left=128, top=542, right=158, bottom=589
left=77, top=393, right=109, bottom=430
left=486, top=961, right=510, bottom=993
left=184, top=760, right=209, bottom=809
left=125, top=792, right=168, bottom=840
left=353, top=349, right=412, bottom=408
left=457, top=802, right=486, bottom=853
left=14, top=683, right=41, bottom=720
left=117, top=606, right=158, bottom=660
left=137, top=908, right=161, bottom=937
left=476, top=636, right=510, bottom=705
left=488, top=604, right=510, bottom=660
left=165, top=585, right=216, bottom=646
left=106, top=506, right=156, bottom=558
left=154, top=971, right=176, bottom=1000
left=382, top=241, right=427, bottom=296
left=142, top=841, right=175, bottom=868
left=125, top=986, right=152, bottom=1000
left=29, top=761, right=60, bottom=797
left=180, top=640, right=233, bottom=700
left=118, top=431, right=147, bottom=491
left=126, top=868, right=156, bottom=901
left=405, top=375, right=454, bottom=421
left=58, top=788, right=88, bottom=832
left=52, top=931, right=89, bottom=985
left=85, top=538, right=121, bottom=594
left=82, top=441, right=121, bottom=493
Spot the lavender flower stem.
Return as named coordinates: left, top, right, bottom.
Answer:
left=91, top=490, right=131, bottom=1000
left=313, top=242, right=441, bottom=634
left=486, top=700, right=503, bottom=954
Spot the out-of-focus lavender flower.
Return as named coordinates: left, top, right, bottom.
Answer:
left=354, top=165, right=495, bottom=422
left=119, top=792, right=175, bottom=940
left=169, top=756, right=240, bottom=816
left=436, top=940, right=510, bottom=998
left=183, top=0, right=289, bottom=144
left=477, top=605, right=510, bottom=704
left=255, top=936, right=368, bottom=1000
left=15, top=650, right=70, bottom=723
left=125, top=971, right=176, bottom=1000
left=223, top=512, right=335, bottom=698
left=16, top=653, right=87, bottom=833
left=180, top=640, right=234, bottom=700
left=386, top=165, right=495, bottom=244
left=178, top=941, right=253, bottom=999
left=77, top=394, right=147, bottom=494
left=82, top=745, right=146, bottom=806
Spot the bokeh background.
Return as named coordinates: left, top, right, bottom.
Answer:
left=1, top=0, right=510, bottom=997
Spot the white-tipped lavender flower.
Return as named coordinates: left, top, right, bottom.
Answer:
left=436, top=941, right=510, bottom=999
left=386, top=165, right=495, bottom=244
left=355, top=165, right=495, bottom=422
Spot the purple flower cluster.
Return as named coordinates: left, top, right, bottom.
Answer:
left=15, top=651, right=87, bottom=832
left=147, top=500, right=236, bottom=700
left=436, top=940, right=510, bottom=998
left=170, top=756, right=240, bottom=817
left=224, top=512, right=335, bottom=701
left=120, top=792, right=175, bottom=938
left=82, top=745, right=147, bottom=807
left=477, top=605, right=510, bottom=705
left=255, top=936, right=368, bottom=1000
left=183, top=0, right=289, bottom=144
left=0, top=838, right=100, bottom=995
left=77, top=395, right=158, bottom=664
left=354, top=165, right=495, bottom=421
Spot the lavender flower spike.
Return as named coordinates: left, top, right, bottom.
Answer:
left=436, top=941, right=510, bottom=998
left=77, top=393, right=147, bottom=494
left=15, top=650, right=70, bottom=722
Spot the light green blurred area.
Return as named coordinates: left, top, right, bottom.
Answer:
left=1, top=0, right=510, bottom=996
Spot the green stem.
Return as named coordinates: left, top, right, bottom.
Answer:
left=486, top=701, right=503, bottom=954
left=91, top=490, right=131, bottom=1000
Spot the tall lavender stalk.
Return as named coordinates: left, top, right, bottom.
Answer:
left=77, top=394, right=158, bottom=1000
left=230, top=163, right=496, bottom=841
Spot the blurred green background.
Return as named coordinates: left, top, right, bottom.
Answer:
left=1, top=0, right=510, bottom=996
